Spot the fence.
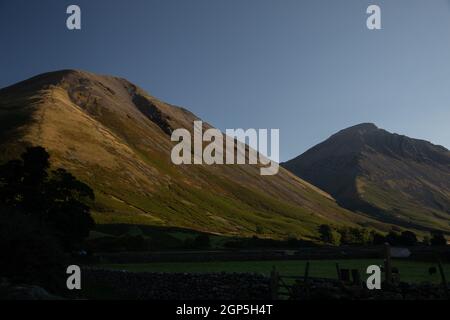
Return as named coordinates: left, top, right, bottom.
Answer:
left=269, top=244, right=449, bottom=300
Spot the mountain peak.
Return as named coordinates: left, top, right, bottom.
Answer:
left=0, top=70, right=363, bottom=238
left=282, top=123, right=450, bottom=233
left=349, top=122, right=378, bottom=130
left=0, top=69, right=101, bottom=94
left=337, top=123, right=379, bottom=135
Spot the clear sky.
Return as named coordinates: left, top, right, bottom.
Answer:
left=1, top=0, right=450, bottom=161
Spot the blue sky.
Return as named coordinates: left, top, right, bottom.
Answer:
left=1, top=0, right=450, bottom=161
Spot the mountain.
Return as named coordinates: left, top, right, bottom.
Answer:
left=282, top=123, right=450, bottom=233
left=0, top=70, right=372, bottom=240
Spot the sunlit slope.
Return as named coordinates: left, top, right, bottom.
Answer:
left=0, top=70, right=374, bottom=239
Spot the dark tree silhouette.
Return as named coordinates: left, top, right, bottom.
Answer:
left=0, top=146, right=95, bottom=250
left=385, top=231, right=401, bottom=246
left=430, top=232, right=447, bottom=246
left=371, top=231, right=386, bottom=245
left=318, top=224, right=341, bottom=245
left=318, top=224, right=335, bottom=244
left=46, top=168, right=95, bottom=249
left=400, top=231, right=418, bottom=246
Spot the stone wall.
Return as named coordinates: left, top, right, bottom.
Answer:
left=83, top=269, right=271, bottom=300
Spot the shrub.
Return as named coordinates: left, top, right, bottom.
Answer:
left=337, top=227, right=372, bottom=245
left=371, top=231, right=386, bottom=245
left=422, top=235, right=431, bottom=246
left=430, top=232, right=447, bottom=246
left=385, top=231, right=401, bottom=246
left=318, top=225, right=341, bottom=245
left=399, top=231, right=418, bottom=246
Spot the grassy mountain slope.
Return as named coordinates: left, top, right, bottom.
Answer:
left=0, top=70, right=375, bottom=240
left=282, top=123, right=450, bottom=234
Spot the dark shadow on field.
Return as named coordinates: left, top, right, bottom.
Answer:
left=89, top=224, right=450, bottom=265
left=90, top=223, right=317, bottom=254
left=95, top=223, right=211, bottom=237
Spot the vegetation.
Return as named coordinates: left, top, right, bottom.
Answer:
left=91, top=223, right=445, bottom=252
left=87, top=224, right=318, bottom=252
left=315, top=224, right=446, bottom=247
left=317, top=225, right=375, bottom=246
left=430, top=232, right=447, bottom=246
left=222, top=236, right=314, bottom=250
left=0, top=70, right=389, bottom=241
left=384, top=231, right=418, bottom=246
left=283, top=122, right=450, bottom=234
left=0, top=147, right=95, bottom=291
left=318, top=224, right=341, bottom=245
left=98, top=259, right=450, bottom=284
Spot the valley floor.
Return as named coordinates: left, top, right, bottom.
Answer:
left=98, top=259, right=449, bottom=284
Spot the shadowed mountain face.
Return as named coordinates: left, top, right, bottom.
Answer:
left=0, top=70, right=375, bottom=240
left=282, top=123, right=450, bottom=233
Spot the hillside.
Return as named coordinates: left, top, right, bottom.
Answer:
left=282, top=123, right=450, bottom=234
left=0, top=70, right=374, bottom=240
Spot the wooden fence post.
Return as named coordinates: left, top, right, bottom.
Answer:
left=384, top=243, right=392, bottom=285
left=351, top=269, right=362, bottom=287
left=270, top=266, right=279, bottom=300
left=437, top=259, right=449, bottom=298
left=336, top=263, right=341, bottom=282
left=304, top=261, right=310, bottom=298
left=304, top=261, right=310, bottom=282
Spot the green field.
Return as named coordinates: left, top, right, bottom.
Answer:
left=99, top=259, right=450, bottom=284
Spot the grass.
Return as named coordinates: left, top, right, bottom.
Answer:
left=357, top=172, right=450, bottom=233
left=0, top=76, right=375, bottom=241
left=98, top=259, right=450, bottom=284
left=1, top=70, right=443, bottom=242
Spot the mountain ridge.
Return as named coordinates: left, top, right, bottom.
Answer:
left=0, top=69, right=379, bottom=239
left=282, top=123, right=450, bottom=234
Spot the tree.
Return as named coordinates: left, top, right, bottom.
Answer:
left=0, top=147, right=95, bottom=250
left=371, top=231, right=386, bottom=245
left=330, top=230, right=342, bottom=246
left=0, top=147, right=96, bottom=294
left=337, top=227, right=372, bottom=245
left=385, top=231, right=401, bottom=246
left=399, top=231, right=418, bottom=246
left=430, top=232, right=447, bottom=246
left=46, top=168, right=95, bottom=248
left=319, top=224, right=333, bottom=243
left=0, top=147, right=50, bottom=215
left=318, top=224, right=341, bottom=245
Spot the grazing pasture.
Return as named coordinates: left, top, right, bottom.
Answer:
left=99, top=259, right=450, bottom=284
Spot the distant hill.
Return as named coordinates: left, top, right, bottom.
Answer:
left=0, top=70, right=372, bottom=240
left=282, top=123, right=450, bottom=233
